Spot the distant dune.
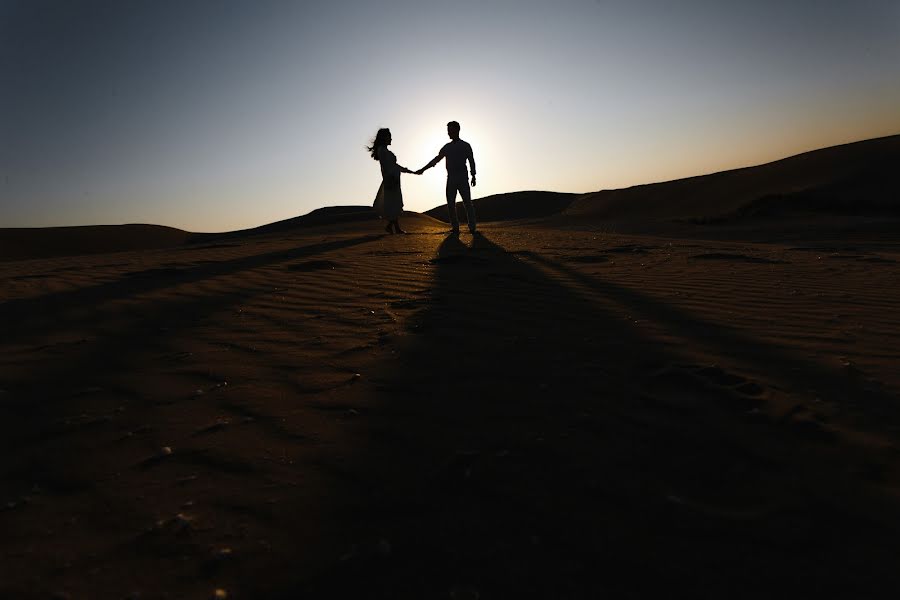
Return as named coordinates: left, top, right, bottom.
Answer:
left=425, top=190, right=579, bottom=223
left=566, top=134, right=900, bottom=224
left=5, top=134, right=898, bottom=262
left=190, top=207, right=444, bottom=243
left=192, top=206, right=380, bottom=242
left=0, top=224, right=191, bottom=262
left=1, top=208, right=444, bottom=262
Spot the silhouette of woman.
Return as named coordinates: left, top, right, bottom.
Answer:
left=368, top=128, right=418, bottom=234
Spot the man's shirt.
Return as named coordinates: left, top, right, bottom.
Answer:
left=439, top=139, right=476, bottom=178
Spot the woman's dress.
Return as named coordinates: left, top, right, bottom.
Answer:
left=374, top=146, right=404, bottom=219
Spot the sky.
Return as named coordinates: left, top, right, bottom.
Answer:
left=1, top=0, right=899, bottom=232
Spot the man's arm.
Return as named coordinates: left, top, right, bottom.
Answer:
left=468, top=143, right=477, bottom=186
left=417, top=146, right=446, bottom=174
left=419, top=153, right=443, bottom=173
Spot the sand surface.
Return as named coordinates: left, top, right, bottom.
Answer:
left=2, top=216, right=900, bottom=598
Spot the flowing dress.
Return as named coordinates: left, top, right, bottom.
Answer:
left=374, top=146, right=404, bottom=219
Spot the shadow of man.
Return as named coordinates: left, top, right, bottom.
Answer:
left=284, top=232, right=900, bottom=600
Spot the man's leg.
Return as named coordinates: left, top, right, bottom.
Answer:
left=457, top=179, right=476, bottom=233
left=445, top=179, right=460, bottom=232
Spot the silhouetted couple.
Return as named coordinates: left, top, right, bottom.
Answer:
left=368, top=121, right=477, bottom=235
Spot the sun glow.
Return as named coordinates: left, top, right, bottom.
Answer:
left=389, top=109, right=504, bottom=212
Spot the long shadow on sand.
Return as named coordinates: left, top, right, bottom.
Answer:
left=287, top=233, right=900, bottom=598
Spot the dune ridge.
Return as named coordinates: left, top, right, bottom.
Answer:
left=0, top=224, right=191, bottom=262
left=5, top=134, right=898, bottom=262
left=566, top=134, right=900, bottom=223
left=190, top=206, right=382, bottom=242
left=1, top=209, right=445, bottom=262
left=0, top=209, right=386, bottom=263
left=425, top=190, right=579, bottom=223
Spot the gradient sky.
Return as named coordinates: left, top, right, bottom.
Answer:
left=2, top=0, right=899, bottom=232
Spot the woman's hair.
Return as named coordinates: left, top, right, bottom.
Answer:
left=367, top=128, right=391, bottom=160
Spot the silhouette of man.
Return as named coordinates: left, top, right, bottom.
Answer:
left=417, top=121, right=477, bottom=234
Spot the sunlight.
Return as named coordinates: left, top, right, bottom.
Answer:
left=380, top=105, right=503, bottom=212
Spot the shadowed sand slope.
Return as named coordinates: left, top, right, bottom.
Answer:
left=426, top=191, right=580, bottom=223
left=2, top=218, right=900, bottom=598
left=566, top=134, right=900, bottom=224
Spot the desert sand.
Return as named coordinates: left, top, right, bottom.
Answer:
left=2, top=136, right=900, bottom=599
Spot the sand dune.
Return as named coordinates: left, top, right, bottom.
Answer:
left=424, top=135, right=900, bottom=231
left=3, top=136, right=900, bottom=598
left=2, top=209, right=446, bottom=262
left=3, top=216, right=900, bottom=598
left=566, top=134, right=900, bottom=224
left=8, top=134, right=896, bottom=263
left=192, top=206, right=385, bottom=242
left=425, top=190, right=579, bottom=223
left=0, top=224, right=191, bottom=262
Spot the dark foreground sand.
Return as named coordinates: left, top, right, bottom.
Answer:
left=2, top=215, right=900, bottom=599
